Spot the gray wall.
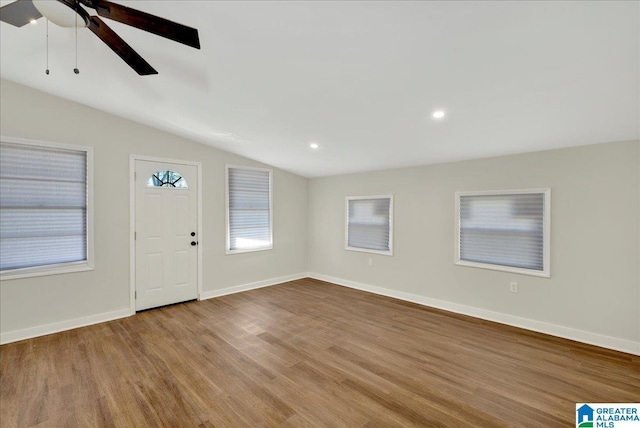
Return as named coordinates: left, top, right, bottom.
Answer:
left=0, top=79, right=308, bottom=335
left=308, top=141, right=640, bottom=345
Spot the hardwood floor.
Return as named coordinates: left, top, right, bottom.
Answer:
left=1, top=278, right=639, bottom=427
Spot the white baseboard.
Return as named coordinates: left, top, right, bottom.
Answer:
left=307, top=272, right=640, bottom=356
left=200, top=272, right=308, bottom=300
left=5, top=273, right=637, bottom=356
left=0, top=273, right=306, bottom=345
left=0, top=308, right=131, bottom=345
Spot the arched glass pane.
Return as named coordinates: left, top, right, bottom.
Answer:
left=146, top=170, right=188, bottom=188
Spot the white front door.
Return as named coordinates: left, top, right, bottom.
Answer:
left=135, top=160, right=198, bottom=311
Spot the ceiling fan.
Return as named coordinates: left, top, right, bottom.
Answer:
left=0, top=0, right=200, bottom=75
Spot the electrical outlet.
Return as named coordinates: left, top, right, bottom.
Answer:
left=368, top=258, right=373, bottom=266
left=510, top=282, right=518, bottom=293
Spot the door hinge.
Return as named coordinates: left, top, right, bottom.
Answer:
left=134, top=231, right=136, bottom=240
left=135, top=291, right=137, bottom=299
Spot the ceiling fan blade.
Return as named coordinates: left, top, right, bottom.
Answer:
left=88, top=16, right=157, bottom=75
left=0, top=0, right=42, bottom=27
left=81, top=0, right=200, bottom=49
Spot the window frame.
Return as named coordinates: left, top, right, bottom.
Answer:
left=146, top=170, right=189, bottom=189
left=345, top=195, right=394, bottom=256
left=225, top=164, right=273, bottom=255
left=0, top=136, right=94, bottom=280
left=454, top=188, right=551, bottom=278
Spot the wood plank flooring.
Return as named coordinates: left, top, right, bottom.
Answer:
left=1, top=278, right=639, bottom=427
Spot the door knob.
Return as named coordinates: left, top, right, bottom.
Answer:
left=191, top=232, right=196, bottom=236
left=191, top=241, right=198, bottom=246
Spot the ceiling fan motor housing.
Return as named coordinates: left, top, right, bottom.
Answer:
left=32, top=0, right=88, bottom=28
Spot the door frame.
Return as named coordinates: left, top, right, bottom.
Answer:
left=129, top=154, right=203, bottom=315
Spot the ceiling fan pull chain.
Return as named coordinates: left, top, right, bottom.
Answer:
left=45, top=19, right=49, bottom=75
left=73, top=2, right=79, bottom=74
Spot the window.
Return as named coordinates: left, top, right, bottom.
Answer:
left=0, top=138, right=93, bottom=279
left=147, top=170, right=188, bottom=188
left=345, top=195, right=393, bottom=255
left=226, top=165, right=272, bottom=254
left=455, top=189, right=550, bottom=277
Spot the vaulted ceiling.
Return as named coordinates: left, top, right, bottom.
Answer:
left=1, top=1, right=638, bottom=177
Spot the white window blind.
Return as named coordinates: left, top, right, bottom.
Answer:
left=227, top=166, right=272, bottom=253
left=457, top=191, right=549, bottom=275
left=0, top=142, right=88, bottom=271
left=346, top=196, right=393, bottom=254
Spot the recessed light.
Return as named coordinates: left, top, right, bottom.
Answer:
left=432, top=110, right=445, bottom=119
left=29, top=19, right=38, bottom=25
left=309, top=142, right=319, bottom=149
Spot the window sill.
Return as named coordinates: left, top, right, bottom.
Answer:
left=226, top=246, right=273, bottom=255
left=455, top=260, right=550, bottom=278
left=345, top=246, right=393, bottom=256
left=0, top=262, right=94, bottom=281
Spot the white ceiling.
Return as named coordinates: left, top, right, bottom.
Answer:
left=1, top=1, right=638, bottom=177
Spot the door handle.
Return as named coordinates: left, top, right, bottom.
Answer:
left=191, top=241, right=198, bottom=246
